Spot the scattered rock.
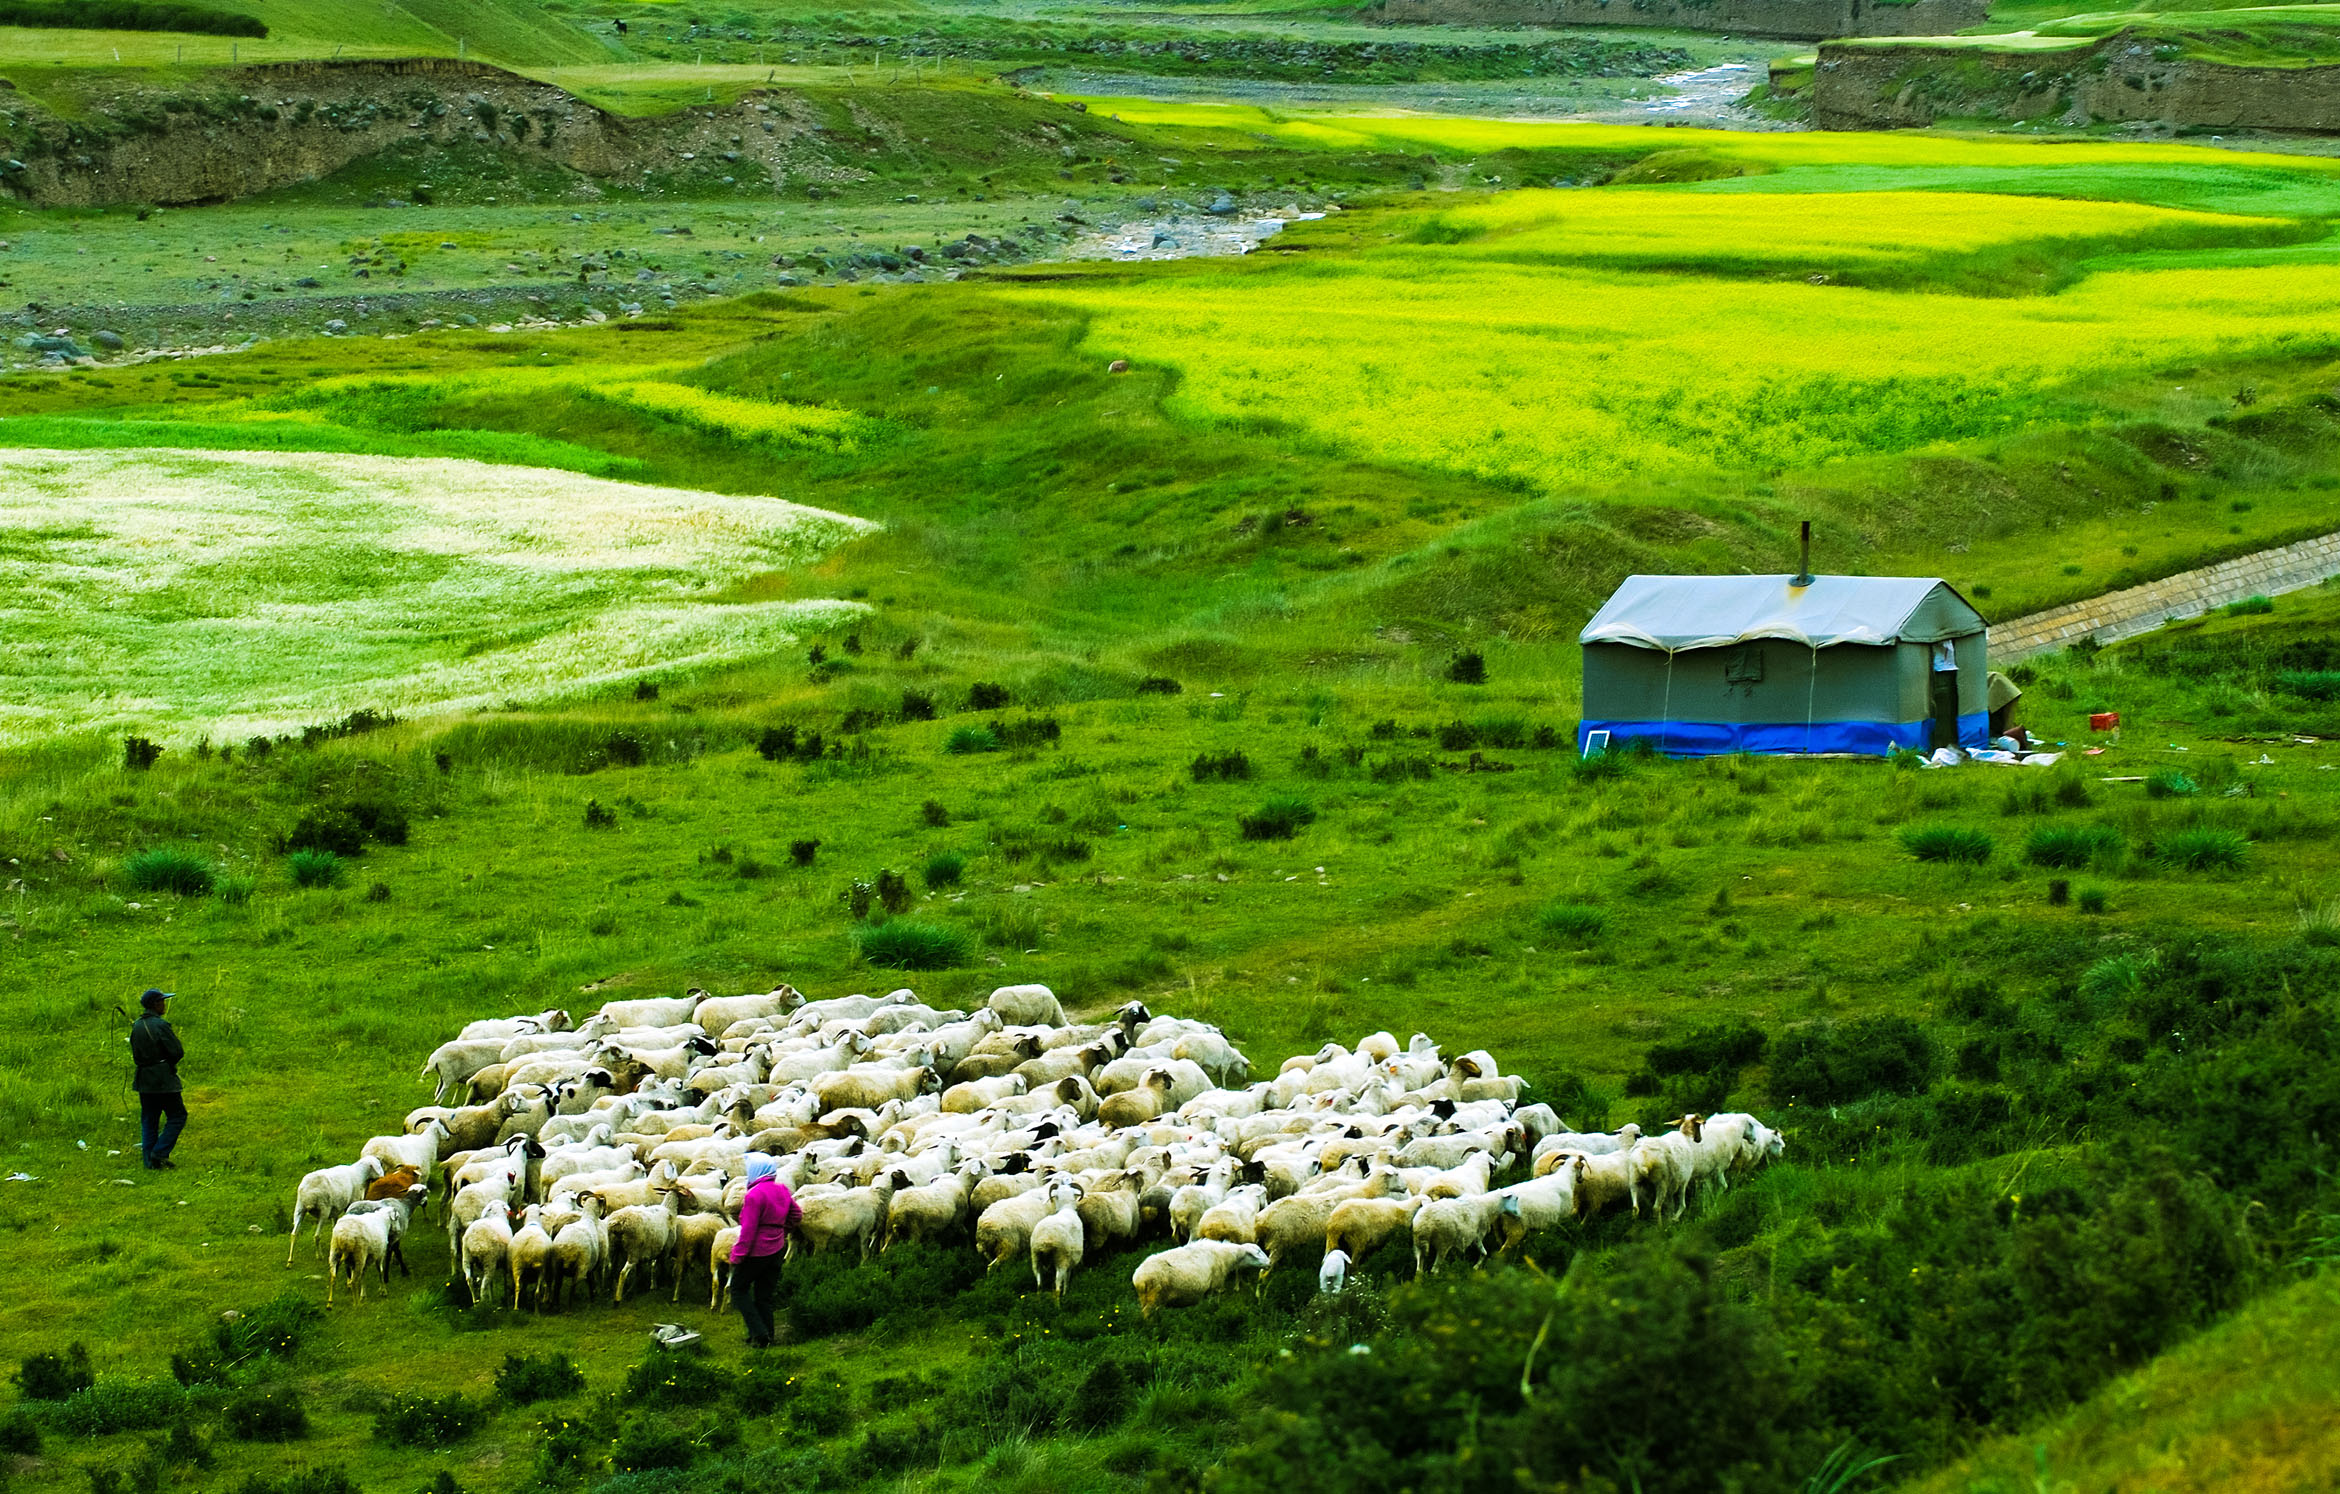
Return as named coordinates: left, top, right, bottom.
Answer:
left=1207, top=193, right=1238, bottom=216
left=92, top=330, right=124, bottom=351
left=323, top=319, right=347, bottom=334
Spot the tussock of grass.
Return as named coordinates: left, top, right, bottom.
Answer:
left=2152, top=828, right=2250, bottom=871
left=121, top=848, right=214, bottom=896
left=854, top=919, right=971, bottom=970
left=1901, top=825, right=1995, bottom=864
left=2024, top=824, right=2123, bottom=869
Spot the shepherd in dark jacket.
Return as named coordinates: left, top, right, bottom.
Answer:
left=130, top=988, right=186, bottom=1170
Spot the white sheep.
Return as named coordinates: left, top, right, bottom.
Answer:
left=793, top=1175, right=897, bottom=1263
left=1028, top=1179, right=1086, bottom=1297
left=1413, top=1192, right=1507, bottom=1275
left=1132, top=1240, right=1270, bottom=1315
left=420, top=1040, right=510, bottom=1103
left=692, top=985, right=800, bottom=1034
left=287, top=1156, right=385, bottom=1265
left=545, top=1196, right=609, bottom=1309
left=1318, top=1247, right=1350, bottom=1295
left=1168, top=1160, right=1237, bottom=1243
left=976, top=1180, right=1065, bottom=1269
left=508, top=1205, right=557, bottom=1310
left=594, top=994, right=700, bottom=1029
left=606, top=1192, right=683, bottom=1304
left=327, top=1193, right=417, bottom=1304
left=460, top=1202, right=516, bottom=1308
left=1194, top=1184, right=1270, bottom=1245
left=987, top=984, right=1066, bottom=1027
left=361, top=1118, right=451, bottom=1192
left=1495, top=1156, right=1585, bottom=1252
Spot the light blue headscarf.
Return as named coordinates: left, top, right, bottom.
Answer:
left=744, top=1154, right=778, bottom=1188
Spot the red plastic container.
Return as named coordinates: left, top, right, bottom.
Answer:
left=2089, top=712, right=2121, bottom=732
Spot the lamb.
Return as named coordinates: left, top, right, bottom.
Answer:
left=1074, top=1171, right=1145, bottom=1253
left=606, top=1192, right=683, bottom=1304
left=508, top=1205, right=557, bottom=1311
left=792, top=1175, right=898, bottom=1263
left=976, top=1180, right=1065, bottom=1270
left=360, top=1118, right=450, bottom=1190
left=941, top=1074, right=1026, bottom=1113
left=327, top=1193, right=416, bottom=1304
left=421, top=1039, right=510, bottom=1103
left=544, top=1196, right=609, bottom=1309
left=1028, top=1179, right=1087, bottom=1297
left=1194, top=1184, right=1270, bottom=1245
left=670, top=1211, right=728, bottom=1305
left=1413, top=1192, right=1508, bottom=1275
left=987, top=983, right=1066, bottom=1027
left=1168, top=1160, right=1237, bottom=1243
left=811, top=1064, right=937, bottom=1115
left=1132, top=1240, right=1271, bottom=1316
left=1324, top=1195, right=1422, bottom=1269
left=459, top=1009, right=573, bottom=1043
left=1318, top=1247, right=1350, bottom=1296
left=1495, top=1156, right=1585, bottom=1253
left=1096, top=1069, right=1175, bottom=1129
left=692, top=985, right=800, bottom=1034
left=709, top=1225, right=742, bottom=1311
left=460, top=1202, right=516, bottom=1308
left=883, top=1163, right=981, bottom=1250
left=593, top=994, right=699, bottom=1029
left=288, top=1157, right=385, bottom=1264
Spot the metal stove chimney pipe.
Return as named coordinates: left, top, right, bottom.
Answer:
left=1791, top=521, right=1814, bottom=588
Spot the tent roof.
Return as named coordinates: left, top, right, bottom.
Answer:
left=1580, top=574, right=1984, bottom=652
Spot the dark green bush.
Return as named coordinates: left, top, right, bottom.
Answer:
left=790, top=838, right=819, bottom=866
left=922, top=851, right=965, bottom=889
left=609, top=1416, right=698, bottom=1473
left=286, top=810, right=366, bottom=858
left=48, top=1377, right=190, bottom=1435
left=1901, top=824, right=1993, bottom=863
left=855, top=919, right=970, bottom=970
left=124, top=734, right=164, bottom=771
left=343, top=800, right=409, bottom=846
left=788, top=1372, right=854, bottom=1437
left=224, top=1387, right=309, bottom=1442
left=1067, top=1356, right=1140, bottom=1432
left=920, top=798, right=950, bottom=827
left=229, top=1468, right=361, bottom=1494
left=1645, top=1022, right=1767, bottom=1078
left=2025, top=824, right=2122, bottom=868
left=496, top=1353, right=585, bottom=1405
left=993, top=716, right=1061, bottom=748
left=2145, top=768, right=2199, bottom=799
left=1239, top=796, right=1318, bottom=841
left=123, top=848, right=214, bottom=896
left=2152, top=828, right=2249, bottom=871
left=899, top=690, right=936, bottom=722
left=2224, top=593, right=2274, bottom=616
left=1536, top=901, right=1605, bottom=943
left=583, top=798, right=618, bottom=831
left=969, top=681, right=1011, bottom=710
left=287, top=850, right=344, bottom=889
left=1190, top=750, right=1253, bottom=782
left=843, top=1418, right=942, bottom=1480
left=2276, top=669, right=2340, bottom=700
left=16, top=1343, right=93, bottom=1400
left=372, top=1392, right=484, bottom=1448
left=1446, top=651, right=1487, bottom=684
left=0, top=1405, right=41, bottom=1456
left=620, top=1352, right=731, bottom=1410
left=778, top=1240, right=983, bottom=1339
left=1770, top=1017, right=1935, bottom=1105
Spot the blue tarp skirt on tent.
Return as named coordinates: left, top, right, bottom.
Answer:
left=1576, top=713, right=1987, bottom=758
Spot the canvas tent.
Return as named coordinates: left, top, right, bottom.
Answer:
left=1577, top=574, right=1988, bottom=756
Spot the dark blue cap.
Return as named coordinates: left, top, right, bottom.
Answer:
left=140, top=988, right=172, bottom=1010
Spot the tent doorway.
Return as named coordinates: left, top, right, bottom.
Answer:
left=1930, top=670, right=1960, bottom=749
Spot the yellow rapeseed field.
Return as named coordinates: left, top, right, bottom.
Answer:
left=1005, top=188, right=2340, bottom=487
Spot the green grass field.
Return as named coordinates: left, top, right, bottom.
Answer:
left=6, top=10, right=2340, bottom=1492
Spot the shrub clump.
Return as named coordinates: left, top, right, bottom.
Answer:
left=224, top=1387, right=310, bottom=1442
left=945, top=726, right=1000, bottom=755
left=621, top=1352, right=731, bottom=1410
left=496, top=1353, right=585, bottom=1406
left=372, top=1393, right=484, bottom=1448
left=15, top=1343, right=92, bottom=1401
left=1190, top=750, right=1254, bottom=782
left=1900, top=825, right=1994, bottom=863
left=968, top=681, right=1011, bottom=710
left=1770, top=1017, right=1935, bottom=1105
left=1536, top=902, right=1605, bottom=944
left=0, top=1405, right=40, bottom=1456
left=2152, top=828, right=2250, bottom=871
left=286, top=850, right=345, bottom=889
left=1446, top=651, right=1487, bottom=684
left=855, top=920, right=970, bottom=971
left=1239, top=796, right=1318, bottom=841
left=123, top=848, right=215, bottom=896
left=2145, top=769, right=2199, bottom=799
left=2024, top=824, right=2122, bottom=869
left=285, top=810, right=366, bottom=858
left=922, top=851, right=965, bottom=890
left=48, top=1377, right=191, bottom=1436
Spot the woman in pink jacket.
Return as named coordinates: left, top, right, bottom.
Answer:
left=730, top=1154, right=801, bottom=1348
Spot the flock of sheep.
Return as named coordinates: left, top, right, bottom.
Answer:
left=292, top=983, right=1785, bottom=1316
